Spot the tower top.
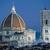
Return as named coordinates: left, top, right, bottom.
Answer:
left=11, top=3, right=16, bottom=13
left=44, top=2, right=47, bottom=10
left=44, top=5, right=46, bottom=10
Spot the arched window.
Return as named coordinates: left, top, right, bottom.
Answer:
left=28, top=37, right=31, bottom=41
left=45, top=20, right=48, bottom=25
left=7, top=31, right=9, bottom=34
left=45, top=38, right=49, bottom=41
left=45, top=30, right=48, bottom=33
left=22, top=37, right=23, bottom=38
left=18, top=37, right=20, bottom=40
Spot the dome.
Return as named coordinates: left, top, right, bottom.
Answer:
left=1, top=4, right=25, bottom=32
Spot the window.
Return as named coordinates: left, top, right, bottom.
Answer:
left=33, top=39, right=34, bottom=42
left=18, top=37, right=20, bottom=40
left=0, top=36, right=2, bottom=41
left=7, top=31, right=9, bottom=34
left=45, top=38, right=49, bottom=40
left=28, top=37, right=31, bottom=41
left=45, top=30, right=48, bottom=33
left=45, top=20, right=48, bottom=25
left=22, top=36, right=23, bottom=39
left=21, top=43, right=23, bottom=45
left=16, top=37, right=17, bottom=39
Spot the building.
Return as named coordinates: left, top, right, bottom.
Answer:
left=41, top=8, right=50, bottom=43
left=0, top=3, right=36, bottom=48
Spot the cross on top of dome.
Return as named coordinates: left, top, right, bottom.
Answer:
left=11, top=3, right=16, bottom=13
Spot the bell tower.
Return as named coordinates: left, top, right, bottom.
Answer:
left=41, top=9, right=50, bottom=43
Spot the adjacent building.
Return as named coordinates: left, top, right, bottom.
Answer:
left=41, top=8, right=50, bottom=43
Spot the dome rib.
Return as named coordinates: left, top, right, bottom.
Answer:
left=2, top=13, right=12, bottom=27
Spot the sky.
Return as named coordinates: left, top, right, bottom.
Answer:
left=0, top=0, right=50, bottom=33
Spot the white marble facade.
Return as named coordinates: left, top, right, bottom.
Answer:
left=0, top=3, right=36, bottom=48
left=0, top=29, right=36, bottom=47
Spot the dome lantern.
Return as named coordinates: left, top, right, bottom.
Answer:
left=11, top=3, right=16, bottom=13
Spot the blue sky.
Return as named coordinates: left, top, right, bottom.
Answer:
left=0, top=0, right=50, bottom=33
